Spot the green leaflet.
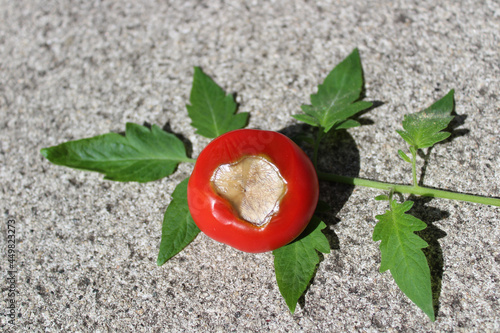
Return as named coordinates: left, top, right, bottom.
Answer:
left=186, top=67, right=249, bottom=138
left=398, top=149, right=412, bottom=163
left=40, top=123, right=192, bottom=182
left=273, top=217, right=330, bottom=314
left=396, top=90, right=455, bottom=149
left=157, top=178, right=200, bottom=265
left=373, top=199, right=435, bottom=321
left=293, top=48, right=372, bottom=133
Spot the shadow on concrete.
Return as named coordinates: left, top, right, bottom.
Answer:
left=279, top=123, right=361, bottom=311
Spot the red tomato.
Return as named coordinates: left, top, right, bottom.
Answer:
left=187, top=129, right=319, bottom=253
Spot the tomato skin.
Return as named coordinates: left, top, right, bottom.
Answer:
left=187, top=129, right=319, bottom=253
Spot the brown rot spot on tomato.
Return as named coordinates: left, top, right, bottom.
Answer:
left=211, top=155, right=287, bottom=227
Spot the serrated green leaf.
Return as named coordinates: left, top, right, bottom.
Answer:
left=398, top=149, right=412, bottom=163
left=334, top=118, right=361, bottom=130
left=296, top=49, right=372, bottom=132
left=273, top=217, right=330, bottom=314
left=157, top=178, right=200, bottom=265
left=40, top=123, right=192, bottom=182
left=292, top=114, right=320, bottom=127
left=397, top=90, right=455, bottom=149
left=186, top=67, right=248, bottom=138
left=373, top=199, right=435, bottom=321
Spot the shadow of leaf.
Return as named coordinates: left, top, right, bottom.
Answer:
left=279, top=124, right=361, bottom=311
left=350, top=100, right=385, bottom=126
left=280, top=124, right=361, bottom=250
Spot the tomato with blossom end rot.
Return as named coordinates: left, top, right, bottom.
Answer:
left=187, top=129, right=319, bottom=253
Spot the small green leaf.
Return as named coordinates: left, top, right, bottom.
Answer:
left=398, top=149, right=412, bottom=163
left=396, top=90, right=455, bottom=150
left=186, top=67, right=249, bottom=138
left=157, top=178, right=200, bottom=265
left=375, top=194, right=390, bottom=201
left=295, top=49, right=372, bottom=132
left=291, top=114, right=320, bottom=127
left=373, top=199, right=435, bottom=321
left=40, top=123, right=192, bottom=182
left=334, top=118, right=361, bottom=130
left=273, top=217, right=330, bottom=314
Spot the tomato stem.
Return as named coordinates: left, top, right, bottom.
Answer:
left=317, top=172, right=500, bottom=207
left=410, top=146, right=418, bottom=187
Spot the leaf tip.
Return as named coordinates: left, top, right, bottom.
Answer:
left=40, top=147, right=49, bottom=158
left=283, top=298, right=298, bottom=314
left=156, top=256, right=166, bottom=267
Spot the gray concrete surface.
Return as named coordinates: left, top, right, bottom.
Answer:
left=1, top=0, right=499, bottom=331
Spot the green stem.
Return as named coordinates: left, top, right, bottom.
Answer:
left=318, top=172, right=500, bottom=207
left=185, top=158, right=197, bottom=163
left=411, top=147, right=418, bottom=187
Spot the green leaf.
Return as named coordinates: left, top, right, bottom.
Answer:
left=373, top=199, right=435, bottom=321
left=374, top=194, right=390, bottom=201
left=40, top=123, right=192, bottom=182
left=296, top=49, right=372, bottom=132
left=398, top=149, right=412, bottom=163
left=273, top=217, right=330, bottom=314
left=291, top=114, right=320, bottom=127
left=396, top=90, right=455, bottom=150
left=186, top=67, right=249, bottom=138
left=157, top=178, right=200, bottom=265
left=334, top=118, right=361, bottom=130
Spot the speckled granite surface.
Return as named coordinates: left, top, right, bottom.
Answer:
left=1, top=0, right=499, bottom=331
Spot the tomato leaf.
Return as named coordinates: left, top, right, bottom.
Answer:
left=293, top=48, right=372, bottom=133
left=40, top=123, right=192, bottom=182
left=374, top=194, right=390, bottom=201
left=292, top=114, right=320, bottom=127
left=397, top=149, right=412, bottom=163
left=396, top=90, right=455, bottom=150
left=273, top=217, right=330, bottom=314
left=373, top=199, right=435, bottom=321
left=334, top=118, right=361, bottom=130
left=186, top=67, right=249, bottom=138
left=157, top=178, right=200, bottom=265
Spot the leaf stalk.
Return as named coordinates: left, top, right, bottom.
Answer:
left=410, top=146, right=418, bottom=187
left=317, top=172, right=500, bottom=207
